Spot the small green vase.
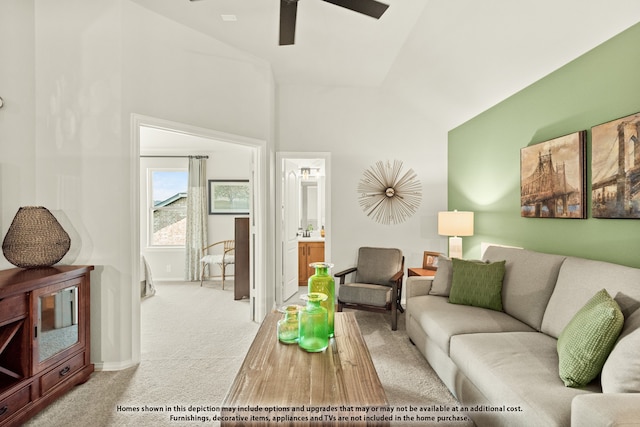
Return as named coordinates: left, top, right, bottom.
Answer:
left=308, top=262, right=335, bottom=337
left=298, top=293, right=329, bottom=353
left=277, top=305, right=300, bottom=344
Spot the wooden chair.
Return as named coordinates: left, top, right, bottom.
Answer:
left=200, top=240, right=235, bottom=289
left=335, top=247, right=404, bottom=330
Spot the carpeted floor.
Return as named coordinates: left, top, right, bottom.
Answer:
left=25, top=281, right=471, bottom=426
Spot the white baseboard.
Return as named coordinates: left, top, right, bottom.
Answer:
left=94, top=359, right=140, bottom=371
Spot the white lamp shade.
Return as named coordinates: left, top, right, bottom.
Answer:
left=438, top=211, right=474, bottom=237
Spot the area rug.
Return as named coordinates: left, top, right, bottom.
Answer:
left=354, top=310, right=474, bottom=426
left=25, top=282, right=472, bottom=426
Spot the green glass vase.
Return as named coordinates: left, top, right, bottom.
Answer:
left=308, top=262, right=335, bottom=337
left=298, top=293, right=329, bottom=352
left=277, top=305, right=300, bottom=344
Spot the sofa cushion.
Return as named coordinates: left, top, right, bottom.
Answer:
left=541, top=256, right=640, bottom=338
left=613, top=291, right=640, bottom=318
left=429, top=256, right=486, bottom=297
left=429, top=256, right=453, bottom=296
left=405, top=295, right=534, bottom=355
left=449, top=258, right=505, bottom=311
left=557, top=289, right=623, bottom=387
left=450, top=332, right=599, bottom=427
left=601, top=306, right=640, bottom=393
left=483, top=246, right=566, bottom=331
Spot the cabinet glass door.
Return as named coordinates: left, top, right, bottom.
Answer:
left=37, top=285, right=79, bottom=362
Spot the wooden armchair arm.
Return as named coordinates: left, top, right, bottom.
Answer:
left=390, top=270, right=404, bottom=284
left=334, top=267, right=357, bottom=284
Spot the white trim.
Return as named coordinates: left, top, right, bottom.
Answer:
left=94, top=360, right=138, bottom=372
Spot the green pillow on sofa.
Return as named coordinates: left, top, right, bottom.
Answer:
left=557, top=288, right=624, bottom=387
left=448, top=258, right=505, bottom=311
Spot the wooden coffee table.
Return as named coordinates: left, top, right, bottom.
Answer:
left=221, top=312, right=390, bottom=426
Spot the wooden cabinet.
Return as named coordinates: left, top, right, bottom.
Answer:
left=298, top=241, right=325, bottom=285
left=0, top=266, right=94, bottom=426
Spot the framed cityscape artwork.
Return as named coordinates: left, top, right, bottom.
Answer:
left=520, top=131, right=586, bottom=218
left=591, top=112, right=640, bottom=218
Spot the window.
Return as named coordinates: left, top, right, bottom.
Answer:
left=149, top=169, right=188, bottom=246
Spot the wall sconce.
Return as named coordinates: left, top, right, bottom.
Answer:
left=438, top=210, right=474, bottom=259
left=300, top=167, right=311, bottom=179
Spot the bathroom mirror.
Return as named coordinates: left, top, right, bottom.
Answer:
left=301, top=180, right=319, bottom=230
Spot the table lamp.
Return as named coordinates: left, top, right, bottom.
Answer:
left=438, top=210, right=474, bottom=259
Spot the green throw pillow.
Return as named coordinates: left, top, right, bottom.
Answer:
left=557, top=289, right=624, bottom=387
left=448, top=258, right=505, bottom=311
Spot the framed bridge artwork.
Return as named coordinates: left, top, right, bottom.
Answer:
left=520, top=131, right=586, bottom=218
left=591, top=112, right=640, bottom=219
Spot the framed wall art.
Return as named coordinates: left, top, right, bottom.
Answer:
left=520, top=131, right=586, bottom=218
left=208, top=180, right=250, bottom=215
left=422, top=251, right=441, bottom=270
left=591, top=112, right=640, bottom=218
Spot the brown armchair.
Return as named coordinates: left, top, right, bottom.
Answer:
left=335, top=247, right=404, bottom=330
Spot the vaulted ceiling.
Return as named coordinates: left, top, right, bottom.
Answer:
left=131, top=0, right=640, bottom=128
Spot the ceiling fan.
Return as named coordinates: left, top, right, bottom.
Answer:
left=279, top=0, right=389, bottom=45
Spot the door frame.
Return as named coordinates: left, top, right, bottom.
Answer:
left=130, top=114, right=268, bottom=363
left=275, top=152, right=331, bottom=305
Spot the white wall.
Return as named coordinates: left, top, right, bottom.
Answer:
left=29, top=0, right=273, bottom=369
left=276, top=85, right=449, bottom=274
left=0, top=0, right=36, bottom=256
left=139, top=150, right=251, bottom=281
left=2, top=0, right=444, bottom=370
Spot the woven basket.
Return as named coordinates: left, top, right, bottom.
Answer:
left=2, top=206, right=71, bottom=268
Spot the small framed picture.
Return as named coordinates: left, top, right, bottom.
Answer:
left=422, top=251, right=441, bottom=270
left=208, top=180, right=250, bottom=215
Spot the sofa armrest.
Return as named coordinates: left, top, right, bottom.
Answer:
left=405, top=276, right=433, bottom=299
left=571, top=393, right=640, bottom=427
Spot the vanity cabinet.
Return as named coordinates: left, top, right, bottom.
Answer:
left=0, top=265, right=94, bottom=426
left=298, top=241, right=325, bottom=285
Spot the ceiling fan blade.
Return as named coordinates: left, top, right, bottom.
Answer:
left=279, top=0, right=298, bottom=45
left=322, top=0, right=389, bottom=19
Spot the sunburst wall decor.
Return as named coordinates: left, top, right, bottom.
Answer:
left=357, top=160, right=422, bottom=225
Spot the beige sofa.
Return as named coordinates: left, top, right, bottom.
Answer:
left=405, top=246, right=640, bottom=427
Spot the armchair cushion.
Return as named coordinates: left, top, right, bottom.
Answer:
left=354, top=247, right=403, bottom=286
left=339, top=283, right=391, bottom=307
left=201, top=254, right=235, bottom=264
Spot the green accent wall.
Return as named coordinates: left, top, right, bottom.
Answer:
left=448, top=22, right=640, bottom=267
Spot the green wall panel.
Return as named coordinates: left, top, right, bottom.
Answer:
left=449, top=22, right=640, bottom=267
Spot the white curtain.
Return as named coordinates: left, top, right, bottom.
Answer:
left=185, top=156, right=208, bottom=281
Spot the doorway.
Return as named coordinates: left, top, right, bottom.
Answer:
left=131, top=114, right=268, bottom=364
left=275, top=153, right=331, bottom=304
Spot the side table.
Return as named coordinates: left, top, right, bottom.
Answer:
left=407, top=267, right=436, bottom=277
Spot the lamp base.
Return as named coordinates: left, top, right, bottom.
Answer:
left=448, top=236, right=463, bottom=259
